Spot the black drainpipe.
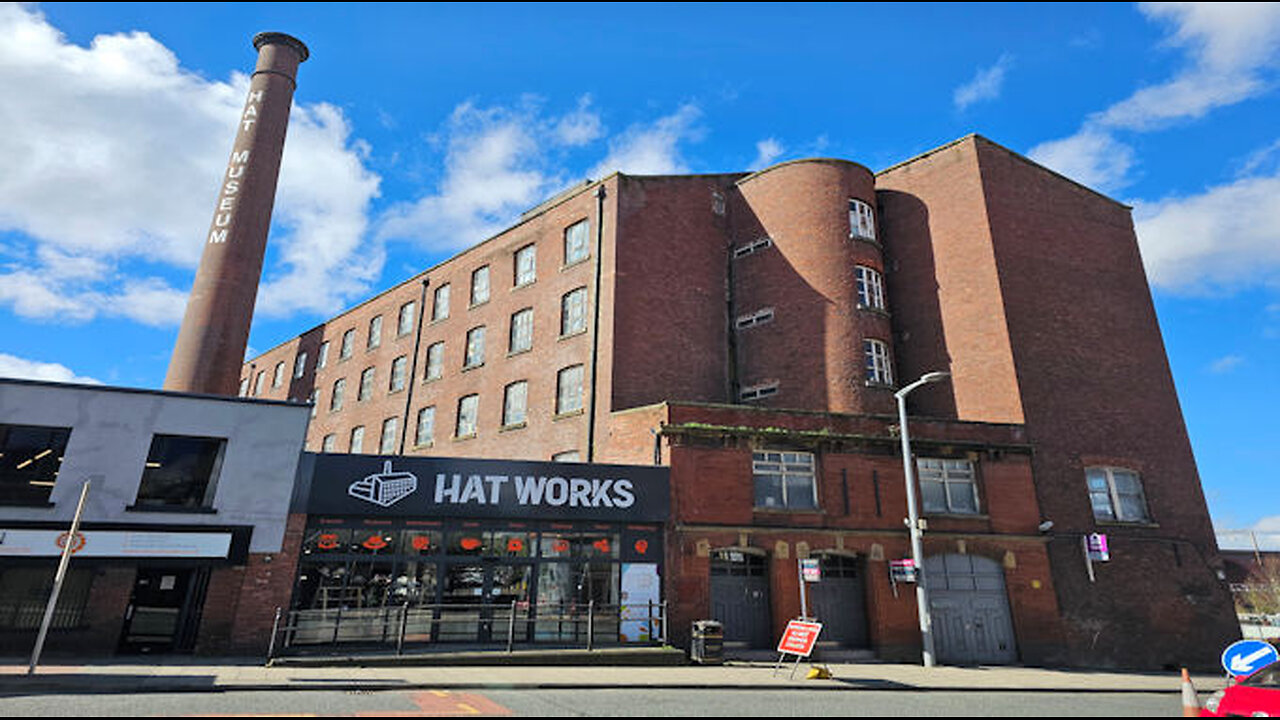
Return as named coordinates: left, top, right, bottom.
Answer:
left=586, top=183, right=607, bottom=462
left=398, top=276, right=430, bottom=455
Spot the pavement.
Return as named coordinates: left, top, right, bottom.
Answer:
left=0, top=649, right=1232, bottom=697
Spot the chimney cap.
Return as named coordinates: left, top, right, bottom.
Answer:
left=252, top=32, right=309, bottom=62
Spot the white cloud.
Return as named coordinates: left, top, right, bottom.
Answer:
left=1208, top=354, right=1244, bottom=373
left=1026, top=127, right=1136, bottom=191
left=1218, top=518, right=1280, bottom=551
left=1133, top=171, right=1280, bottom=291
left=750, top=138, right=784, bottom=170
left=554, top=95, right=605, bottom=147
left=590, top=104, right=703, bottom=177
left=953, top=54, right=1014, bottom=111
left=0, top=353, right=99, bottom=384
left=0, top=5, right=380, bottom=325
left=376, top=100, right=577, bottom=253
left=1029, top=3, right=1280, bottom=190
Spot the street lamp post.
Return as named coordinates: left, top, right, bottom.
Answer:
left=895, top=371, right=949, bottom=668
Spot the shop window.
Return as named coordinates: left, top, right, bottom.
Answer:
left=918, top=458, right=979, bottom=514
left=561, top=287, right=588, bottom=337
left=133, top=434, right=226, bottom=510
left=753, top=450, right=817, bottom=510
left=0, top=424, right=71, bottom=505
left=564, top=219, right=590, bottom=266
left=510, top=308, right=533, bottom=354
left=0, top=567, right=92, bottom=630
left=1087, top=467, right=1150, bottom=523
left=471, top=265, right=490, bottom=306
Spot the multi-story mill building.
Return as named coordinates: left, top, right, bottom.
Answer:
left=243, top=134, right=1238, bottom=668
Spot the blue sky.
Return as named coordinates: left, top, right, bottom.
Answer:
left=1, top=3, right=1277, bottom=543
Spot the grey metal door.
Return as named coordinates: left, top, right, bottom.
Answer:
left=925, top=554, right=1017, bottom=665
left=807, top=553, right=869, bottom=648
left=709, top=550, right=771, bottom=648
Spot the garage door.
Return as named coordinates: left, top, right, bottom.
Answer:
left=925, top=554, right=1017, bottom=665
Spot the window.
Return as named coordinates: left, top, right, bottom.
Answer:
left=561, top=287, right=588, bottom=337
left=330, top=378, right=346, bottom=412
left=238, top=377, right=249, bottom=397
left=0, top=424, right=71, bottom=505
left=398, top=301, right=416, bottom=336
left=510, top=308, right=533, bottom=354
left=415, top=406, right=435, bottom=447
left=503, top=380, right=528, bottom=427
left=359, top=367, right=375, bottom=401
left=465, top=326, right=485, bottom=368
left=340, top=329, right=355, bottom=360
left=753, top=451, right=817, bottom=510
left=456, top=395, right=479, bottom=438
left=918, top=458, right=979, bottom=514
left=308, top=389, right=318, bottom=418
left=0, top=567, right=91, bottom=630
left=425, top=342, right=444, bottom=381
left=379, top=417, right=398, bottom=454
left=552, top=450, right=580, bottom=462
left=432, top=284, right=450, bottom=321
left=556, top=364, right=584, bottom=415
left=134, top=435, right=226, bottom=510
left=272, top=361, right=285, bottom=388
left=515, top=244, right=536, bottom=286
left=471, top=265, right=490, bottom=306
left=1087, top=467, right=1150, bottom=523
left=849, top=198, right=876, bottom=241
left=253, top=370, right=266, bottom=396
left=350, top=426, right=365, bottom=454
left=864, top=338, right=893, bottom=386
left=855, top=266, right=885, bottom=310
left=321, top=434, right=336, bottom=452
left=318, top=341, right=330, bottom=369
left=564, top=219, right=590, bottom=265
left=733, top=237, right=772, bottom=258
left=735, top=307, right=774, bottom=330
left=740, top=382, right=779, bottom=401
left=368, top=315, right=383, bottom=350
left=389, top=356, right=407, bottom=392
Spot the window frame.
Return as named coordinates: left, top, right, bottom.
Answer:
left=340, top=329, right=355, bottom=360
left=849, top=198, right=877, bottom=241
left=864, top=338, right=894, bottom=386
left=564, top=219, right=590, bottom=266
left=1086, top=466, right=1151, bottom=523
left=917, top=457, right=981, bottom=515
left=318, top=341, right=330, bottom=369
left=358, top=366, right=376, bottom=401
left=556, top=364, right=584, bottom=416
left=561, top=287, right=588, bottom=337
left=379, top=417, right=398, bottom=454
left=367, top=315, right=383, bottom=351
left=350, top=425, right=365, bottom=454
left=415, top=406, right=436, bottom=447
left=272, top=361, right=285, bottom=388
left=752, top=450, right=819, bottom=511
left=464, top=326, right=486, bottom=369
left=432, top=284, right=451, bottom=322
left=132, top=434, right=227, bottom=511
left=503, top=380, right=529, bottom=428
left=456, top=394, right=479, bottom=438
left=293, top=352, right=307, bottom=379
left=510, top=308, right=534, bottom=354
left=425, top=341, right=444, bottom=381
left=515, top=244, right=537, bottom=287
left=0, top=423, right=72, bottom=506
left=330, top=378, right=346, bottom=412
left=398, top=301, right=416, bottom=337
left=389, top=355, right=408, bottom=393
left=855, top=265, right=886, bottom=311
left=471, top=265, right=490, bottom=307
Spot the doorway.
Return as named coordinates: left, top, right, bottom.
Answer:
left=438, top=560, right=531, bottom=643
left=119, top=567, right=208, bottom=653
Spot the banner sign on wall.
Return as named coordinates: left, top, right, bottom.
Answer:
left=306, top=454, right=670, bottom=522
left=0, top=528, right=234, bottom=558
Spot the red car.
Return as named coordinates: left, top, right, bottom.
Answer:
left=1203, top=660, right=1280, bottom=717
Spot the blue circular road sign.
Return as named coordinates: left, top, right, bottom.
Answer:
left=1221, top=639, right=1279, bottom=677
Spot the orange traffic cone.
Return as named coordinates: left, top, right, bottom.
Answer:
left=1182, top=667, right=1202, bottom=717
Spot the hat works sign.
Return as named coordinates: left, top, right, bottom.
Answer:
left=307, top=454, right=668, bottom=523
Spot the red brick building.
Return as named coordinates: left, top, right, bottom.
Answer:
left=245, top=134, right=1238, bottom=668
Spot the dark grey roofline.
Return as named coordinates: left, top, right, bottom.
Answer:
left=0, top=376, right=308, bottom=408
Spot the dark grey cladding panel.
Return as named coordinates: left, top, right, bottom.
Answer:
left=304, top=453, right=669, bottom=522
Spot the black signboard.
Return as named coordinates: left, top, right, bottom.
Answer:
left=305, top=454, right=669, bottom=523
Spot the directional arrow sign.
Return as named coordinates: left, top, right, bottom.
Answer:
left=1221, top=639, right=1279, bottom=677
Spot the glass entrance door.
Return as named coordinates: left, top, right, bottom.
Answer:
left=119, top=568, right=199, bottom=653
left=439, top=561, right=531, bottom=643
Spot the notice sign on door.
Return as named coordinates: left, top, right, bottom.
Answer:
left=776, top=620, right=823, bottom=657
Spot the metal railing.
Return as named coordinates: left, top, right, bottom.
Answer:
left=267, top=600, right=667, bottom=659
